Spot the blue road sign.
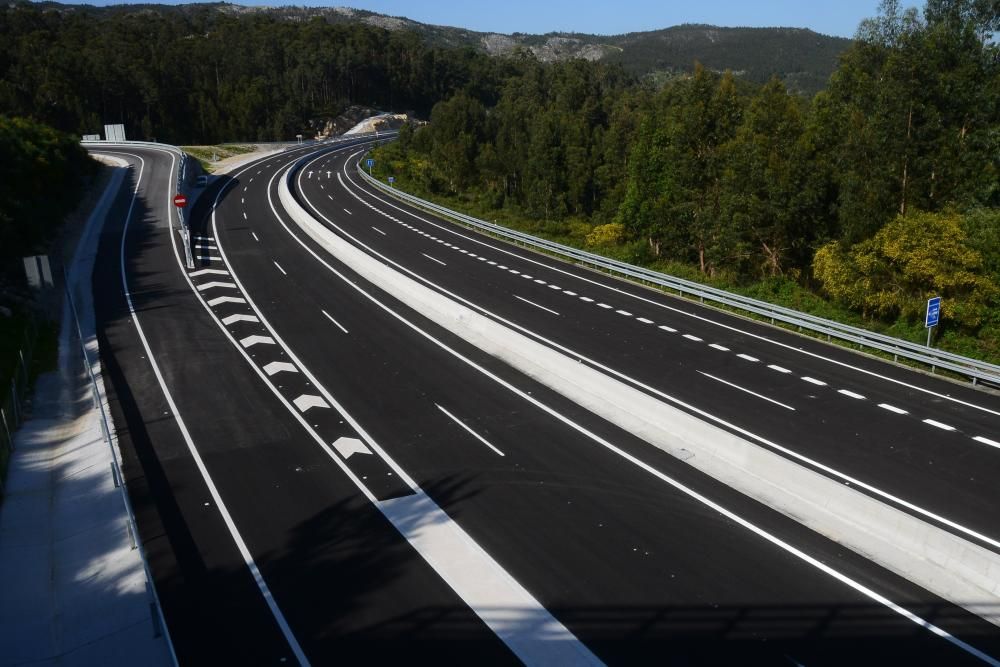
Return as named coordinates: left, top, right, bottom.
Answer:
left=925, top=296, right=941, bottom=328
left=365, top=158, right=375, bottom=168
left=388, top=176, right=395, bottom=183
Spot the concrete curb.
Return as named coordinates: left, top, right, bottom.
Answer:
left=279, top=160, right=1000, bottom=627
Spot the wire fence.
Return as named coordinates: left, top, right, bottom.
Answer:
left=0, top=313, right=39, bottom=495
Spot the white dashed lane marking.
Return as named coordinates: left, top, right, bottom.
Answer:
left=974, top=436, right=1000, bottom=448
left=802, top=377, right=827, bottom=386
left=422, top=253, right=447, bottom=266
left=698, top=371, right=796, bottom=411
left=878, top=403, right=908, bottom=415
left=321, top=309, right=349, bottom=334
left=514, top=295, right=560, bottom=316
left=737, top=354, right=759, bottom=362
left=683, top=334, right=703, bottom=342
left=709, top=344, right=729, bottom=351
left=923, top=419, right=955, bottom=431
left=838, top=389, right=866, bottom=400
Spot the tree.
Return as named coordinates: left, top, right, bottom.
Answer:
left=813, top=210, right=998, bottom=328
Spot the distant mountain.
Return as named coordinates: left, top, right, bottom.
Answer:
left=32, top=2, right=853, bottom=95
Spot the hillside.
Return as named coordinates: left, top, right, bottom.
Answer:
left=28, top=2, right=852, bottom=95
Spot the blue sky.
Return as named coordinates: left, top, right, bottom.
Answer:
left=67, top=1, right=916, bottom=38
left=326, top=1, right=891, bottom=38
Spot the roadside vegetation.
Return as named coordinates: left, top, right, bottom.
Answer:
left=180, top=144, right=258, bottom=172
left=372, top=0, right=1000, bottom=363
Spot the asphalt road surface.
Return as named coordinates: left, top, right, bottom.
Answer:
left=88, top=141, right=1000, bottom=666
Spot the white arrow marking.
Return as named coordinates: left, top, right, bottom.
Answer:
left=240, top=335, right=275, bottom=348
left=207, top=296, right=246, bottom=307
left=307, top=171, right=313, bottom=179
left=326, top=171, right=332, bottom=178
left=222, top=314, right=260, bottom=325
left=197, top=281, right=237, bottom=291
left=332, top=437, right=372, bottom=459
left=262, top=361, right=298, bottom=376
left=293, top=394, right=328, bottom=412
left=190, top=268, right=229, bottom=277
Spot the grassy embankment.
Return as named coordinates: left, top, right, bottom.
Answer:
left=180, top=144, right=258, bottom=172
left=368, top=152, right=999, bottom=369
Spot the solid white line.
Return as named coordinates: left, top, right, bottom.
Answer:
left=698, top=371, right=796, bottom=411
left=737, top=353, right=759, bottom=362
left=116, top=151, right=309, bottom=665
left=879, top=403, right=908, bottom=415
left=514, top=295, right=559, bottom=316
left=839, top=389, right=866, bottom=400
left=768, top=365, right=792, bottom=374
left=273, top=261, right=287, bottom=276
left=435, top=404, right=505, bottom=456
left=321, top=309, right=349, bottom=333
left=973, top=436, right=1000, bottom=449
left=802, top=376, right=827, bottom=386
left=421, top=253, right=446, bottom=266
left=923, top=419, right=956, bottom=431
left=371, top=226, right=386, bottom=236
left=309, top=150, right=1000, bottom=662
left=709, top=343, right=729, bottom=351
left=683, top=334, right=703, bottom=342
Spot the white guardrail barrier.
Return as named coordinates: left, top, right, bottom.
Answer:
left=356, top=162, right=1000, bottom=388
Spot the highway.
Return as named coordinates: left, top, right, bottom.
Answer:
left=88, top=140, right=1000, bottom=665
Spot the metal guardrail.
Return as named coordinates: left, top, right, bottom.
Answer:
left=357, top=165, right=1000, bottom=388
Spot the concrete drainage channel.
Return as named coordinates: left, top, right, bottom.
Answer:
left=279, top=151, right=1000, bottom=631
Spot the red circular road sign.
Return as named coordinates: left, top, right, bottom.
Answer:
left=173, top=193, right=188, bottom=208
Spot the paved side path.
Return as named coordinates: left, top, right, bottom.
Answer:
left=0, top=158, right=173, bottom=666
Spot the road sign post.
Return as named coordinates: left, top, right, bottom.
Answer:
left=365, top=158, right=375, bottom=175
left=173, top=193, right=193, bottom=269
left=925, top=296, right=941, bottom=347
left=388, top=176, right=395, bottom=187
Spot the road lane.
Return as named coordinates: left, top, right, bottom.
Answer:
left=292, top=147, right=1000, bottom=554
left=202, top=142, right=1000, bottom=663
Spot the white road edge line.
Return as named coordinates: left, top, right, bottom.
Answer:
left=698, top=371, right=796, bottom=411
left=116, top=151, right=309, bottom=666
left=435, top=404, right=505, bottom=456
